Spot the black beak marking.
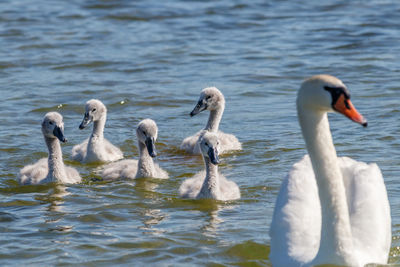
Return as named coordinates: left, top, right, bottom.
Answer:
left=79, top=113, right=90, bottom=129
left=208, top=147, right=220, bottom=165
left=190, top=100, right=207, bottom=117
left=53, top=126, right=67, bottom=143
left=324, top=86, right=351, bottom=108
left=145, top=137, right=157, bottom=158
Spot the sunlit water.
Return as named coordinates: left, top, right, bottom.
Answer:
left=1, top=0, right=400, bottom=266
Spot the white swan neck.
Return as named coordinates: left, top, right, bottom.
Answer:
left=199, top=157, right=220, bottom=198
left=45, top=136, right=67, bottom=182
left=298, top=106, right=358, bottom=266
left=136, top=141, right=155, bottom=178
left=91, top=115, right=106, bottom=139
left=205, top=105, right=224, bottom=132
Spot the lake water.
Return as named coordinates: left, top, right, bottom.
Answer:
left=1, top=0, right=400, bottom=266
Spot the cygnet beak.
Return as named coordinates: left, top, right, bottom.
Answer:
left=190, top=99, right=207, bottom=117
left=79, top=113, right=92, bottom=129
left=208, top=147, right=220, bottom=165
left=145, top=137, right=157, bottom=158
left=53, top=126, right=67, bottom=143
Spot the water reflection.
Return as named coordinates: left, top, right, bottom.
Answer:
left=43, top=184, right=73, bottom=233
left=190, top=200, right=238, bottom=238
left=135, top=178, right=166, bottom=235
left=202, top=205, right=224, bottom=238
left=138, top=208, right=166, bottom=235
left=135, top=177, right=160, bottom=194
left=46, top=184, right=70, bottom=213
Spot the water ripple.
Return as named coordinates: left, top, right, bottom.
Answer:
left=0, top=0, right=400, bottom=265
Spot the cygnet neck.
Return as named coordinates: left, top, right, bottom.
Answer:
left=45, top=136, right=67, bottom=182
left=91, top=115, right=106, bottom=140
left=199, top=156, right=220, bottom=198
left=136, top=141, right=156, bottom=178
left=297, top=104, right=357, bottom=266
left=205, top=105, right=224, bottom=132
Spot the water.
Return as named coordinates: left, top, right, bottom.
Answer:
left=0, top=0, right=399, bottom=265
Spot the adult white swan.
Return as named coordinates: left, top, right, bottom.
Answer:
left=71, top=99, right=123, bottom=163
left=19, top=112, right=81, bottom=185
left=180, top=87, right=242, bottom=154
left=179, top=131, right=240, bottom=200
left=100, top=119, right=168, bottom=179
left=269, top=75, right=391, bottom=267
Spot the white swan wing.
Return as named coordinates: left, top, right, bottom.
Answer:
left=65, top=166, right=82, bottom=184
left=179, top=170, right=206, bottom=199
left=100, top=159, right=138, bottom=180
left=103, top=138, right=124, bottom=161
left=72, top=138, right=122, bottom=163
left=71, top=138, right=89, bottom=162
left=217, top=131, right=242, bottom=153
left=339, top=157, right=391, bottom=265
left=270, top=155, right=321, bottom=267
left=19, top=158, right=49, bottom=185
left=153, top=163, right=169, bottom=179
left=180, top=130, right=202, bottom=154
left=218, top=174, right=240, bottom=201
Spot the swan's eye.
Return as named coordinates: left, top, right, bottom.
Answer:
left=142, top=130, right=146, bottom=136
left=49, top=121, right=53, bottom=125
left=92, top=108, right=96, bottom=112
left=205, top=142, right=209, bottom=147
left=206, top=96, right=211, bottom=100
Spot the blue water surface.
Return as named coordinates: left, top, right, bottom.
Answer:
left=0, top=0, right=399, bottom=265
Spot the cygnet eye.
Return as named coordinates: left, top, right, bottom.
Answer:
left=142, top=130, right=146, bottom=136
left=205, top=142, right=209, bottom=147
left=92, top=108, right=96, bottom=112
left=49, top=121, right=53, bottom=125
left=206, top=96, right=211, bottom=100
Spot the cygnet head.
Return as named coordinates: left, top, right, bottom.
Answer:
left=199, top=132, right=220, bottom=165
left=297, top=74, right=367, bottom=127
left=79, top=99, right=107, bottom=129
left=136, top=119, right=158, bottom=158
left=190, top=87, right=225, bottom=116
left=42, top=112, right=67, bottom=142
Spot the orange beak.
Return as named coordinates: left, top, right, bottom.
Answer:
left=333, top=94, right=368, bottom=127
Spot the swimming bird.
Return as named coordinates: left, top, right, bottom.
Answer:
left=180, top=87, right=242, bottom=154
left=269, top=75, right=391, bottom=267
left=179, top=131, right=240, bottom=200
left=19, top=112, right=82, bottom=185
left=71, top=99, right=123, bottom=163
left=100, top=119, right=168, bottom=179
